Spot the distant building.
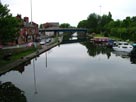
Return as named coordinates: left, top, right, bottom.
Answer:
left=41, top=22, right=59, bottom=37
left=42, top=22, right=59, bottom=28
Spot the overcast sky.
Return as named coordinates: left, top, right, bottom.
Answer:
left=2, top=0, right=136, bottom=26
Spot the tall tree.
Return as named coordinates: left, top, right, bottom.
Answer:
left=87, top=13, right=99, bottom=33
left=60, top=23, right=71, bottom=28
left=77, top=20, right=87, bottom=28
left=0, top=4, right=20, bottom=44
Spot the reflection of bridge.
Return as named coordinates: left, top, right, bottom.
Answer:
left=39, top=28, right=87, bottom=33
left=61, top=38, right=87, bottom=44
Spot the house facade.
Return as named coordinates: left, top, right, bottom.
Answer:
left=16, top=14, right=39, bottom=44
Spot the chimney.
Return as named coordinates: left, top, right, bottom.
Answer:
left=16, top=14, right=22, bottom=19
left=24, top=17, right=29, bottom=23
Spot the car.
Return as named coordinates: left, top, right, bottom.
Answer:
left=46, top=38, right=51, bottom=43
left=40, top=40, right=45, bottom=45
left=40, top=38, right=51, bottom=45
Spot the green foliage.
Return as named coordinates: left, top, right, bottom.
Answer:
left=60, top=23, right=71, bottom=28
left=0, top=47, right=36, bottom=66
left=39, top=24, right=43, bottom=28
left=77, top=20, right=87, bottom=28
left=0, top=4, right=20, bottom=44
left=77, top=12, right=112, bottom=34
left=77, top=11, right=136, bottom=41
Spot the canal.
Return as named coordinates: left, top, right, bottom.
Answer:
left=1, top=41, right=136, bottom=102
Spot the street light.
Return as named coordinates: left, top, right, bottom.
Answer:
left=99, top=5, right=102, bottom=16
left=30, top=0, right=33, bottom=24
left=30, top=0, right=35, bottom=42
left=99, top=5, right=102, bottom=35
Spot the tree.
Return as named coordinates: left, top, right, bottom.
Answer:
left=101, top=12, right=113, bottom=32
left=0, top=4, right=20, bottom=44
left=60, top=23, right=71, bottom=28
left=87, top=13, right=99, bottom=33
left=77, top=20, right=87, bottom=28
left=77, top=12, right=136, bottom=41
left=39, top=24, right=43, bottom=28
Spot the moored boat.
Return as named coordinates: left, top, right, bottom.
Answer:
left=132, top=42, right=136, bottom=48
left=112, top=41, right=133, bottom=53
left=91, top=37, right=109, bottom=43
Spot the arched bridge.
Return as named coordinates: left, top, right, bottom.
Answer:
left=39, top=28, right=87, bottom=33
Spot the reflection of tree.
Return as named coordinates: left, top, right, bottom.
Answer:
left=63, top=32, right=86, bottom=42
left=13, top=60, right=31, bottom=74
left=81, top=41, right=112, bottom=59
left=0, top=82, right=27, bottom=102
left=130, top=56, right=136, bottom=64
left=62, top=32, right=73, bottom=41
left=130, top=48, right=136, bottom=64
left=77, top=32, right=87, bottom=39
left=0, top=60, right=31, bottom=76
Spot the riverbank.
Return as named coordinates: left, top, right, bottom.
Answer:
left=0, top=37, right=62, bottom=75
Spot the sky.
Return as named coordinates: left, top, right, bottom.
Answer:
left=1, top=0, right=136, bottom=26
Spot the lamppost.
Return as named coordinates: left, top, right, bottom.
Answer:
left=99, top=5, right=102, bottom=35
left=30, top=0, right=35, bottom=42
left=30, top=0, right=33, bottom=24
left=99, top=5, right=102, bottom=16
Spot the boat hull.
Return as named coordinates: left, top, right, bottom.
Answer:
left=113, top=46, right=133, bottom=53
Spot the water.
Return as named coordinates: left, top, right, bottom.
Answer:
left=0, top=42, right=136, bottom=102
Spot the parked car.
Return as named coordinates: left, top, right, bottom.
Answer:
left=40, top=40, right=45, bottom=45
left=40, top=38, right=51, bottom=45
left=46, top=38, right=51, bottom=43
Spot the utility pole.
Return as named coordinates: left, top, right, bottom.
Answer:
left=99, top=5, right=102, bottom=16
left=99, top=5, right=102, bottom=35
left=30, top=0, right=33, bottom=24
left=30, top=0, right=34, bottom=41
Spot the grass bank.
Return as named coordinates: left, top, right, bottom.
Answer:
left=0, top=47, right=37, bottom=67
left=94, top=34, right=123, bottom=40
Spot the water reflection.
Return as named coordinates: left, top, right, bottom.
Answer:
left=82, top=41, right=136, bottom=64
left=32, top=59, right=38, bottom=94
left=0, top=60, right=31, bottom=76
left=130, top=57, right=136, bottom=64
left=45, top=52, right=47, bottom=68
left=1, top=40, right=136, bottom=102
left=1, top=41, right=136, bottom=77
left=14, top=61, right=31, bottom=73
left=130, top=48, right=136, bottom=64
left=0, top=81, right=27, bottom=102
left=112, top=51, right=129, bottom=58
left=81, top=41, right=112, bottom=59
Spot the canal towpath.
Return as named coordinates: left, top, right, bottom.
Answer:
left=0, top=37, right=63, bottom=75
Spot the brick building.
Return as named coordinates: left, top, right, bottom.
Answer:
left=42, top=22, right=59, bottom=28
left=40, top=22, right=59, bottom=37
left=16, top=14, right=39, bottom=44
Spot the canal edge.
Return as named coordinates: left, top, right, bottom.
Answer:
left=0, top=42, right=60, bottom=75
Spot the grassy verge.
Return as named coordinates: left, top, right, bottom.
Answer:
left=94, top=34, right=105, bottom=37
left=94, top=34, right=123, bottom=40
left=0, top=47, right=37, bottom=66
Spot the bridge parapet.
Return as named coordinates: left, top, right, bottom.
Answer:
left=39, top=28, right=87, bottom=32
